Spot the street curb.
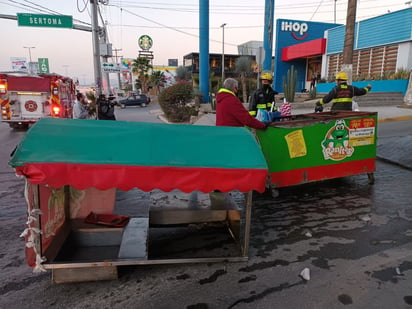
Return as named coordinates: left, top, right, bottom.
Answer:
left=376, top=155, right=412, bottom=171
left=378, top=115, right=412, bottom=123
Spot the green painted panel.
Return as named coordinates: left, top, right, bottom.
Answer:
left=256, top=112, right=377, bottom=173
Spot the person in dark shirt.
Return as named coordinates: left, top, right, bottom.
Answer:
left=97, top=94, right=116, bottom=120
left=315, top=71, right=372, bottom=112
left=249, top=71, right=278, bottom=117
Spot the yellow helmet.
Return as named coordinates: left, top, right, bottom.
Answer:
left=335, top=71, right=348, bottom=81
left=260, top=71, right=273, bottom=81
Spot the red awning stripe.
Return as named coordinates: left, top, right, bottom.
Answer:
left=15, top=163, right=268, bottom=193
left=282, top=38, right=326, bottom=61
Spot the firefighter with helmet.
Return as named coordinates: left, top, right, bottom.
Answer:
left=249, top=71, right=279, bottom=117
left=315, top=71, right=372, bottom=112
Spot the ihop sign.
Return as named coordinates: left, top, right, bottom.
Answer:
left=281, top=21, right=308, bottom=40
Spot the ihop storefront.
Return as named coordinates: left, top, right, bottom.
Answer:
left=274, top=7, right=412, bottom=94
left=273, top=19, right=339, bottom=93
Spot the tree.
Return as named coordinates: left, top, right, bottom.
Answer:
left=234, top=56, right=253, bottom=103
left=175, top=66, right=190, bottom=82
left=132, top=57, right=153, bottom=93
left=149, top=70, right=166, bottom=94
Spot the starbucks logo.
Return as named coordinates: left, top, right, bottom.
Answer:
left=138, top=35, right=153, bottom=51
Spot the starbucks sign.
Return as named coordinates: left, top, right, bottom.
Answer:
left=138, top=35, right=153, bottom=51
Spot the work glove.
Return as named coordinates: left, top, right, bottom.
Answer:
left=366, top=84, right=372, bottom=91
left=314, top=102, right=323, bottom=113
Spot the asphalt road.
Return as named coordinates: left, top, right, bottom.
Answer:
left=1, top=104, right=412, bottom=309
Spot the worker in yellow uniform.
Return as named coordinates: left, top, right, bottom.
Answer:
left=315, top=71, right=372, bottom=112
left=249, top=71, right=279, bottom=117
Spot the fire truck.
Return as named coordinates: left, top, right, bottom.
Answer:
left=0, top=72, right=76, bottom=129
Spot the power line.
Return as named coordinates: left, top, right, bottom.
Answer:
left=5, top=0, right=92, bottom=26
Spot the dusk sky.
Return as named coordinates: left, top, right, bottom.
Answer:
left=1, top=0, right=410, bottom=84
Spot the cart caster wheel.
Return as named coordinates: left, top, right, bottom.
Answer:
left=367, top=173, right=375, bottom=185
left=271, top=188, right=279, bottom=198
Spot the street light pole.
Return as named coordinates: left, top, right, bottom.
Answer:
left=334, top=0, right=337, bottom=23
left=23, top=46, right=35, bottom=74
left=62, top=65, right=69, bottom=76
left=113, top=48, right=123, bottom=92
left=23, top=46, right=35, bottom=62
left=220, top=23, right=226, bottom=82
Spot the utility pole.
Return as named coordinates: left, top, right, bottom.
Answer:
left=262, top=0, right=274, bottom=72
left=90, top=0, right=103, bottom=96
left=342, top=0, right=357, bottom=84
left=220, top=23, right=226, bottom=82
left=101, top=22, right=111, bottom=95
left=113, top=48, right=122, bottom=92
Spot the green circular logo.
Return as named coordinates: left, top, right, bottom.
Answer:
left=138, top=35, right=153, bottom=51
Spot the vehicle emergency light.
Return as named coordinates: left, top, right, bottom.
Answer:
left=0, top=79, right=7, bottom=94
left=52, top=87, right=58, bottom=95
left=52, top=106, right=60, bottom=116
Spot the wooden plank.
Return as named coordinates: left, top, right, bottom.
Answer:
left=149, top=209, right=227, bottom=225
left=43, top=221, right=71, bottom=263
left=52, top=266, right=118, bottom=284
left=118, top=218, right=149, bottom=259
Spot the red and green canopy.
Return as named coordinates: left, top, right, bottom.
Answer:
left=9, top=118, right=268, bottom=193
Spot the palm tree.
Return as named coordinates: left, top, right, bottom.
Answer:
left=132, top=57, right=153, bottom=93
left=149, top=70, right=166, bottom=94
left=234, top=56, right=254, bottom=103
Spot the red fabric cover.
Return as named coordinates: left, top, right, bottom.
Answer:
left=15, top=163, right=268, bottom=193
left=85, top=212, right=130, bottom=227
left=216, top=91, right=266, bottom=129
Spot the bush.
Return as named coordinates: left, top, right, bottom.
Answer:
left=158, top=82, right=197, bottom=122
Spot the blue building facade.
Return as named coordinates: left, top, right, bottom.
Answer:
left=273, top=8, right=412, bottom=94
left=323, top=7, right=412, bottom=81
left=273, top=19, right=340, bottom=93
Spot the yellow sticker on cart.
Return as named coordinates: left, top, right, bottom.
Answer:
left=285, top=129, right=307, bottom=158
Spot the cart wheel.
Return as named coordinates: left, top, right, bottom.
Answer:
left=271, top=187, right=279, bottom=198
left=367, top=173, right=375, bottom=185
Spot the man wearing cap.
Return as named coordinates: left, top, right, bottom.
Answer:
left=248, top=71, right=279, bottom=117
left=315, top=71, right=372, bottom=112
left=216, top=78, right=268, bottom=130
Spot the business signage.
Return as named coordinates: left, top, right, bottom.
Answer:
left=38, top=58, right=50, bottom=74
left=10, top=57, right=27, bottom=72
left=138, top=35, right=153, bottom=51
left=280, top=21, right=309, bottom=40
left=17, top=13, right=73, bottom=28
left=102, top=63, right=120, bottom=73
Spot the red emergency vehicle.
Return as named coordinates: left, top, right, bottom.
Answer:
left=0, top=72, right=76, bottom=129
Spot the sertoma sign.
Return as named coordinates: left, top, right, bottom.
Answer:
left=17, top=13, right=73, bottom=29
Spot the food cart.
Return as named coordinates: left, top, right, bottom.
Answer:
left=9, top=118, right=268, bottom=283
left=255, top=111, right=377, bottom=195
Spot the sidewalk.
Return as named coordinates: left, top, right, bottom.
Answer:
left=193, top=104, right=412, bottom=126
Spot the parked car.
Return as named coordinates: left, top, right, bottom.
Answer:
left=118, top=94, right=151, bottom=108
